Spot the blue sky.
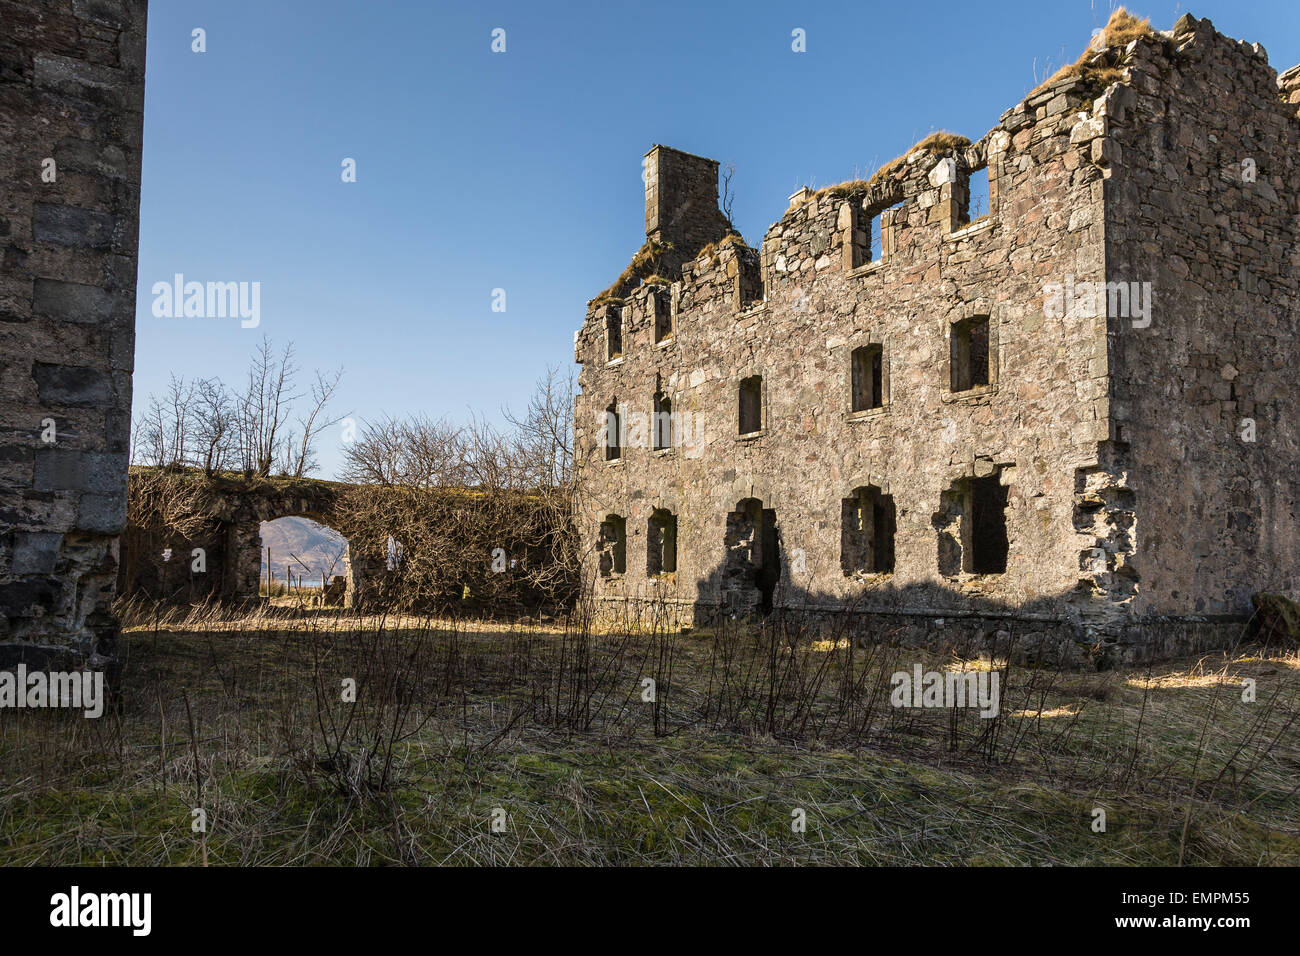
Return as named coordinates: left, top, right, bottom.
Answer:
left=135, top=0, right=1300, bottom=479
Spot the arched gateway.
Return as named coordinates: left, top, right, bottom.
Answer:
left=118, top=472, right=379, bottom=609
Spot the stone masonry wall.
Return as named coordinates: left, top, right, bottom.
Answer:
left=576, top=74, right=1116, bottom=647
left=117, top=472, right=354, bottom=606
left=0, top=0, right=148, bottom=667
left=1103, top=16, right=1300, bottom=624
left=575, top=16, right=1300, bottom=662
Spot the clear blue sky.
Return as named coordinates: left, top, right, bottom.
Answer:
left=135, top=0, right=1300, bottom=479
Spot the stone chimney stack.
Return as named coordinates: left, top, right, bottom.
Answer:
left=643, top=145, right=731, bottom=255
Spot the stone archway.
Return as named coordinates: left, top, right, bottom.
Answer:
left=214, top=484, right=373, bottom=608
left=118, top=471, right=382, bottom=609
left=255, top=514, right=349, bottom=602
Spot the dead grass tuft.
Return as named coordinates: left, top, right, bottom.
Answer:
left=816, top=131, right=971, bottom=200
left=4, top=602, right=1297, bottom=866
left=1030, top=7, right=1159, bottom=97
left=594, top=239, right=672, bottom=304
left=693, top=231, right=748, bottom=268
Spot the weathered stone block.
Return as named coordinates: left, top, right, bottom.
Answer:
left=33, top=203, right=116, bottom=250
left=33, top=449, right=128, bottom=494
left=73, top=0, right=130, bottom=28
left=32, top=362, right=112, bottom=406
left=33, top=278, right=116, bottom=323
left=33, top=53, right=127, bottom=106
left=11, top=532, right=63, bottom=574
left=75, top=493, right=126, bottom=533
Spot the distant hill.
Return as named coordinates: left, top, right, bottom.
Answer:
left=259, top=516, right=348, bottom=584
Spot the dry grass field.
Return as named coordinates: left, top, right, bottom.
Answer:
left=1, top=602, right=1297, bottom=866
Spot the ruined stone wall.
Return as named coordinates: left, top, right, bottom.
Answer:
left=117, top=471, right=359, bottom=606
left=117, top=471, right=576, bottom=614
left=1102, top=16, right=1300, bottom=624
left=576, top=75, right=1119, bottom=647
left=0, top=0, right=148, bottom=667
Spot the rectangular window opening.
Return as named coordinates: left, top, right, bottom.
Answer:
left=653, top=291, right=673, bottom=343
left=841, top=486, right=895, bottom=575
left=606, top=308, right=623, bottom=361
left=968, top=475, right=1009, bottom=574
left=867, top=199, right=904, bottom=263
left=647, top=509, right=677, bottom=576
left=653, top=391, right=672, bottom=451
left=950, top=315, right=991, bottom=392
left=850, top=344, right=884, bottom=412
left=965, top=165, right=990, bottom=225
left=738, top=375, right=763, bottom=435
left=604, top=401, right=621, bottom=460
left=599, top=515, right=626, bottom=576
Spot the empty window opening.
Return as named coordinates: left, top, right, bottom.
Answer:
left=969, top=475, right=1009, bottom=574
left=738, top=375, right=763, bottom=435
left=604, top=400, right=621, bottom=460
left=737, top=252, right=764, bottom=310
left=598, top=515, right=626, bottom=577
left=841, top=486, right=895, bottom=575
left=933, top=475, right=1008, bottom=577
left=606, top=308, right=622, bottom=360
left=965, top=165, right=990, bottom=224
left=933, top=486, right=964, bottom=579
left=723, top=499, right=781, bottom=614
left=847, top=204, right=869, bottom=269
left=868, top=200, right=904, bottom=263
left=950, top=315, right=991, bottom=392
left=850, top=344, right=884, bottom=412
left=652, top=291, right=673, bottom=342
left=653, top=391, right=672, bottom=451
left=647, top=509, right=677, bottom=577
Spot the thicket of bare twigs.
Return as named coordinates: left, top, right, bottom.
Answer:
left=133, top=336, right=344, bottom=479
left=334, top=366, right=580, bottom=614
left=124, top=364, right=583, bottom=614
left=4, top=594, right=1297, bottom=865
left=121, top=468, right=223, bottom=601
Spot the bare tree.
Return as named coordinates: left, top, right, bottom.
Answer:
left=721, top=161, right=737, bottom=224
left=166, top=375, right=196, bottom=468
left=135, top=397, right=168, bottom=469
left=502, top=364, right=574, bottom=492
left=193, top=377, right=234, bottom=476
left=280, top=366, right=346, bottom=478
left=135, top=374, right=195, bottom=469
left=501, top=365, right=580, bottom=599
left=131, top=338, right=348, bottom=484
left=341, top=414, right=468, bottom=489
left=236, top=337, right=300, bottom=478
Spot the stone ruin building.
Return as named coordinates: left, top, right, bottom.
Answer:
left=574, top=15, right=1300, bottom=663
left=1, top=7, right=1298, bottom=671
